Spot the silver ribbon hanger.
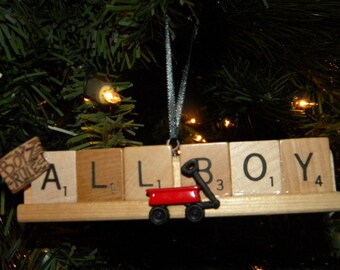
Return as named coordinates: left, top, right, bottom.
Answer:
left=165, top=15, right=198, bottom=146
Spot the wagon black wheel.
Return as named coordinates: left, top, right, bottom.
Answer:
left=149, top=206, right=169, bottom=225
left=185, top=204, right=204, bottom=223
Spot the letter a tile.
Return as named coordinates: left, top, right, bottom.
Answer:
left=230, top=140, right=282, bottom=195
left=77, top=148, right=124, bottom=202
left=29, top=151, right=77, bottom=204
left=280, top=137, right=336, bottom=194
left=180, top=143, right=232, bottom=198
left=124, top=145, right=173, bottom=200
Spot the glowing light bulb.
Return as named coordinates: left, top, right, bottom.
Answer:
left=195, top=134, right=202, bottom=141
left=224, top=118, right=231, bottom=128
left=102, top=89, right=121, bottom=104
left=292, top=97, right=318, bottom=114
left=186, top=117, right=198, bottom=125
left=98, top=85, right=121, bottom=104
left=189, top=118, right=196, bottom=124
left=83, top=97, right=92, bottom=104
left=294, top=98, right=317, bottom=109
left=85, top=78, right=122, bottom=105
left=193, top=133, right=206, bottom=143
left=297, top=99, right=309, bottom=108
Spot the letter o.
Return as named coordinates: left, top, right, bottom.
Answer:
left=243, top=153, right=267, bottom=181
left=13, top=154, right=23, bottom=167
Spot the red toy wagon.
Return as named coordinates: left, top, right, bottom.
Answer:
left=147, top=185, right=201, bottom=205
left=146, top=159, right=220, bottom=225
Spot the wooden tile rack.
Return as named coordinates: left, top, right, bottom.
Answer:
left=17, top=192, right=340, bottom=223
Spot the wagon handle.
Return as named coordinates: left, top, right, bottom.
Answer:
left=180, top=159, right=198, bottom=178
left=181, top=159, right=220, bottom=209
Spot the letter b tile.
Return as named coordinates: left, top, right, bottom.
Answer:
left=280, top=138, right=336, bottom=194
left=180, top=142, right=232, bottom=198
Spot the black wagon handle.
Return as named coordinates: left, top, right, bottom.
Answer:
left=181, top=158, right=199, bottom=178
left=181, top=159, right=220, bottom=209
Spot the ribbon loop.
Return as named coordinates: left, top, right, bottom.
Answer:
left=165, top=15, right=198, bottom=143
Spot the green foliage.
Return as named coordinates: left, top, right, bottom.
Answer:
left=66, top=96, right=143, bottom=150
left=206, top=59, right=295, bottom=128
left=0, top=0, right=195, bottom=153
left=328, top=214, right=340, bottom=258
left=0, top=208, right=107, bottom=269
left=201, top=0, right=340, bottom=143
left=0, top=1, right=194, bottom=268
left=288, top=56, right=340, bottom=153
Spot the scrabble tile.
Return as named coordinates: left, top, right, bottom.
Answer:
left=172, top=155, right=181, bottom=187
left=124, top=145, right=173, bottom=200
left=30, top=151, right=77, bottom=204
left=24, top=188, right=32, bottom=204
left=280, top=137, right=335, bottom=194
left=0, top=137, right=50, bottom=193
left=230, top=140, right=282, bottom=195
left=179, top=142, right=231, bottom=198
left=77, top=148, right=124, bottom=202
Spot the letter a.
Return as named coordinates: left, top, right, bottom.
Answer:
left=41, top=164, right=61, bottom=190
